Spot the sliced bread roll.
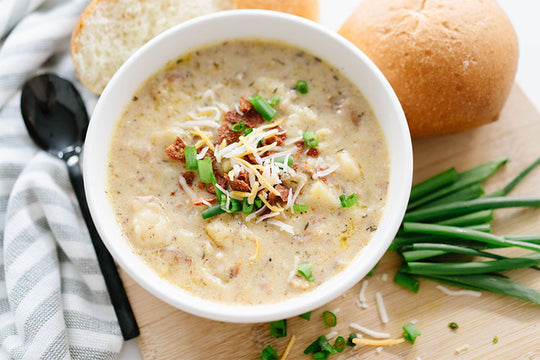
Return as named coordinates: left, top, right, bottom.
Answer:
left=71, top=0, right=319, bottom=94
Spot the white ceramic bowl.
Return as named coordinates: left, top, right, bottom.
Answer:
left=84, top=10, right=412, bottom=323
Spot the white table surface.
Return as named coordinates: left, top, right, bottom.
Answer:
left=119, top=1, right=540, bottom=358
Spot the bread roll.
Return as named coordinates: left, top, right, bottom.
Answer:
left=71, top=0, right=319, bottom=94
left=339, top=0, right=518, bottom=137
left=234, top=0, right=318, bottom=21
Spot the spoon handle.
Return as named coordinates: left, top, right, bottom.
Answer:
left=66, top=155, right=140, bottom=340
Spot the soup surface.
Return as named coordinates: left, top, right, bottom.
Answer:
left=107, top=39, right=389, bottom=305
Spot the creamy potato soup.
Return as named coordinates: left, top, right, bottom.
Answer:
left=107, top=39, right=389, bottom=305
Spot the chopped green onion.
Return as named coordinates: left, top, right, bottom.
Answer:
left=293, top=204, right=309, bottom=213
left=244, top=127, right=253, bottom=136
left=269, top=319, right=287, bottom=338
left=346, top=333, right=358, bottom=347
left=197, top=158, right=215, bottom=183
left=299, top=311, right=312, bottom=321
left=248, top=94, right=277, bottom=121
left=269, top=95, right=281, bottom=107
left=409, top=167, right=458, bottom=202
left=297, top=262, right=314, bottom=282
left=214, top=184, right=224, bottom=203
left=260, top=345, right=278, bottom=360
left=402, top=323, right=421, bottom=344
left=334, top=336, right=346, bottom=352
left=339, top=193, right=358, bottom=208
left=200, top=205, right=225, bottom=219
left=313, top=351, right=330, bottom=360
left=303, top=130, right=318, bottom=148
left=493, top=336, right=499, bottom=344
left=273, top=156, right=294, bottom=167
left=304, top=336, right=336, bottom=355
left=184, top=146, right=198, bottom=170
left=393, top=271, right=419, bottom=293
left=254, top=196, right=263, bottom=209
left=296, top=80, right=309, bottom=94
left=220, top=198, right=242, bottom=213
left=242, top=197, right=254, bottom=214
left=231, top=121, right=246, bottom=132
left=448, top=322, right=459, bottom=330
left=322, top=311, right=337, bottom=327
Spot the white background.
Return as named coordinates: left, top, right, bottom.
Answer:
left=120, top=1, right=540, bottom=358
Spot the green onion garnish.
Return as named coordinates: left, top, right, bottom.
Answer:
left=293, top=204, right=309, bottom=213
left=200, top=205, right=225, bottom=219
left=184, top=146, right=198, bottom=170
left=244, top=127, right=253, bottom=136
left=448, top=322, right=459, bottom=330
left=269, top=95, right=281, bottom=107
left=346, top=333, right=357, bottom=347
left=304, top=336, right=336, bottom=355
left=339, top=193, right=358, bottom=208
left=313, top=352, right=329, bottom=360
left=296, top=80, right=309, bottom=94
left=402, top=323, right=421, bottom=344
left=493, top=336, right=499, bottom=344
left=197, top=158, right=215, bottom=183
left=334, top=336, right=346, bottom=352
left=260, top=345, right=278, bottom=360
left=231, top=121, right=246, bottom=132
left=297, top=262, right=314, bottom=282
left=242, top=197, right=254, bottom=214
left=322, top=311, right=337, bottom=327
left=303, top=130, right=318, bottom=148
left=393, top=271, right=419, bottom=293
left=269, top=319, right=287, bottom=338
left=273, top=156, right=293, bottom=167
left=220, top=198, right=242, bottom=213
left=248, top=94, right=277, bottom=121
left=299, top=311, right=312, bottom=321
left=254, top=196, right=263, bottom=209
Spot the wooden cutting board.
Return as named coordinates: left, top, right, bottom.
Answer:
left=119, top=84, right=540, bottom=359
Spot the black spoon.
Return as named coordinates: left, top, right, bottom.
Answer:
left=21, top=73, right=139, bottom=341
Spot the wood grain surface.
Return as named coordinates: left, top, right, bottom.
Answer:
left=119, top=85, right=540, bottom=359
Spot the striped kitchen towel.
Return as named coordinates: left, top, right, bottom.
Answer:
left=0, top=0, right=124, bottom=359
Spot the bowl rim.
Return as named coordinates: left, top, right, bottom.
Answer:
left=84, top=9, right=413, bottom=323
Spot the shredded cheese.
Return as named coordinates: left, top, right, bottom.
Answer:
left=325, top=331, right=338, bottom=340
left=375, top=292, right=389, bottom=324
left=352, top=338, right=405, bottom=346
left=358, top=280, right=369, bottom=308
left=196, top=146, right=209, bottom=160
left=349, top=323, right=391, bottom=339
left=233, top=157, right=280, bottom=196
left=455, top=344, right=470, bottom=354
left=249, top=238, right=261, bottom=262
left=267, top=219, right=295, bottom=234
left=245, top=205, right=268, bottom=222
left=436, top=285, right=482, bottom=297
left=190, top=127, right=215, bottom=151
left=258, top=193, right=285, bottom=212
left=376, top=346, right=383, bottom=354
left=279, top=334, right=295, bottom=360
left=178, top=174, right=197, bottom=201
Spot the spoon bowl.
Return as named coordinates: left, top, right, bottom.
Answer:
left=20, top=73, right=139, bottom=340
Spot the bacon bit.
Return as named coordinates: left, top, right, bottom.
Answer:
left=245, top=153, right=258, bottom=164
left=295, top=140, right=305, bottom=152
left=217, top=122, right=241, bottom=145
left=181, top=171, right=196, bottom=186
left=224, top=173, right=250, bottom=192
left=262, top=127, right=287, bottom=146
left=268, top=184, right=289, bottom=205
left=192, top=198, right=217, bottom=206
left=206, top=183, right=216, bottom=194
left=230, top=262, right=242, bottom=278
left=238, top=95, right=253, bottom=113
left=306, top=147, right=319, bottom=157
left=170, top=191, right=176, bottom=196
left=165, top=136, right=186, bottom=161
left=197, top=182, right=206, bottom=190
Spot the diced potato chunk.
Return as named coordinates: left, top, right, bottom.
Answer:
left=336, top=151, right=361, bottom=180
left=315, top=128, right=332, bottom=140
left=205, top=218, right=237, bottom=248
left=305, top=181, right=340, bottom=209
left=131, top=196, right=171, bottom=249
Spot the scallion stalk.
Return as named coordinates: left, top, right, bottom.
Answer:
left=184, top=146, right=198, bottom=170
left=197, top=158, right=215, bottom=183
left=248, top=94, right=277, bottom=121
